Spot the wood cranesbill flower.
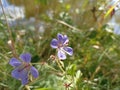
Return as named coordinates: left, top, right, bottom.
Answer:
left=9, top=53, right=39, bottom=85
left=51, top=33, right=73, bottom=60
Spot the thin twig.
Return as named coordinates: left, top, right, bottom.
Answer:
left=0, top=0, right=17, bottom=57
left=56, top=19, right=81, bottom=32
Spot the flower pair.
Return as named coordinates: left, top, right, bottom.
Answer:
left=9, top=33, right=73, bottom=85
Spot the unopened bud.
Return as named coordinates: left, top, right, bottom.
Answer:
left=50, top=55, right=56, bottom=60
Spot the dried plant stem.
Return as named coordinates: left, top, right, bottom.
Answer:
left=0, top=0, right=17, bottom=57
left=90, top=65, right=101, bottom=80
left=56, top=19, right=81, bottom=32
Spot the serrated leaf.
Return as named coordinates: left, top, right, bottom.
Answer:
left=76, top=70, right=82, bottom=79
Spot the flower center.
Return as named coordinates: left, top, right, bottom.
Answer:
left=18, top=63, right=31, bottom=72
left=58, top=43, right=63, bottom=48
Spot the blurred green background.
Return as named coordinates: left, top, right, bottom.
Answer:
left=0, top=0, right=120, bottom=90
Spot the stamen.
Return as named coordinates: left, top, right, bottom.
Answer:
left=58, top=43, right=63, bottom=48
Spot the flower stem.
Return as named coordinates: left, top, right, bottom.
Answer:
left=56, top=58, right=65, bottom=73
left=24, top=85, right=30, bottom=90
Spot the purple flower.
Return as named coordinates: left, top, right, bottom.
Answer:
left=9, top=53, right=39, bottom=85
left=51, top=33, right=73, bottom=60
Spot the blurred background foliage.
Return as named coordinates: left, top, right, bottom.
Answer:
left=0, top=0, right=120, bottom=90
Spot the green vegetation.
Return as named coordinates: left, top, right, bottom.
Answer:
left=0, top=0, right=120, bottom=90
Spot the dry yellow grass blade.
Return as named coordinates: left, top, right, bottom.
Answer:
left=104, top=0, right=119, bottom=19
